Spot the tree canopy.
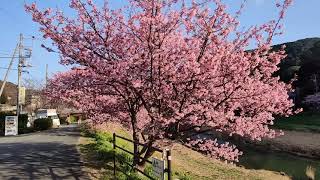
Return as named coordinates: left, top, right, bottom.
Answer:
left=26, top=0, right=296, bottom=163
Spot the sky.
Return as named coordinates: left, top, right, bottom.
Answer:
left=0, top=0, right=319, bottom=85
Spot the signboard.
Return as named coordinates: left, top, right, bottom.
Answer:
left=19, top=87, right=26, bottom=105
left=152, top=157, right=164, bottom=180
left=5, top=116, right=18, bottom=136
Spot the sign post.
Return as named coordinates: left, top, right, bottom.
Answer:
left=152, top=157, right=164, bottom=180
left=5, top=116, right=18, bottom=136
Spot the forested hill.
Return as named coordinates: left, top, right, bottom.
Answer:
left=274, top=37, right=320, bottom=83
left=274, top=37, right=320, bottom=105
left=0, top=81, right=39, bottom=106
left=0, top=81, right=18, bottom=105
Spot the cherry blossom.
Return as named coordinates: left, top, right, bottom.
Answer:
left=26, top=0, right=296, bottom=162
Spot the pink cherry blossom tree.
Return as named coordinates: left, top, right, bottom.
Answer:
left=26, top=0, right=297, bottom=163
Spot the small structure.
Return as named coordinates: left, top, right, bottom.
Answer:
left=36, top=109, right=60, bottom=127
left=58, top=108, right=84, bottom=124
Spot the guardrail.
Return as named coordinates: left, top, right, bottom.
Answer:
left=113, top=133, right=171, bottom=180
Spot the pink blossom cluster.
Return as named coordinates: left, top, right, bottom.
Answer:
left=26, top=0, right=295, bottom=162
left=187, top=138, right=243, bottom=162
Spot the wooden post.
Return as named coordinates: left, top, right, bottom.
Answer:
left=166, top=149, right=171, bottom=180
left=113, top=133, right=116, bottom=177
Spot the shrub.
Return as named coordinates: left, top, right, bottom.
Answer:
left=18, top=114, right=28, bottom=133
left=34, top=118, right=53, bottom=130
left=79, top=122, right=95, bottom=137
left=0, top=119, right=4, bottom=136
left=69, top=115, right=78, bottom=123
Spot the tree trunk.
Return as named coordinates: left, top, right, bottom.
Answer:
left=130, top=112, right=140, bottom=166
left=138, top=139, right=155, bottom=166
left=132, top=129, right=140, bottom=166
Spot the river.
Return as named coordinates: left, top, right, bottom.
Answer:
left=239, top=150, right=320, bottom=179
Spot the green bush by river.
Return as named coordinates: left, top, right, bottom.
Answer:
left=274, top=112, right=320, bottom=132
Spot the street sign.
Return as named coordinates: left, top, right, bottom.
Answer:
left=5, top=116, right=18, bottom=136
left=152, top=157, right=164, bottom=180
left=19, top=87, right=26, bottom=105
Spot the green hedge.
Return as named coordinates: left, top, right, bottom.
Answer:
left=69, top=115, right=79, bottom=123
left=34, top=118, right=53, bottom=130
left=18, top=114, right=28, bottom=132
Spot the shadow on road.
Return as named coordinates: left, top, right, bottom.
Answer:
left=41, top=125, right=83, bottom=138
left=0, top=126, right=89, bottom=180
left=0, top=142, right=88, bottom=180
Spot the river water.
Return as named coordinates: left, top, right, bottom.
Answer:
left=239, top=150, right=320, bottom=179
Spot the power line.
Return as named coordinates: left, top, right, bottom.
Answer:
left=0, top=51, right=10, bottom=53
left=0, top=43, right=18, bottom=101
left=0, top=67, right=18, bottom=70
left=0, top=56, right=29, bottom=59
left=0, top=66, right=29, bottom=71
left=0, top=54, right=11, bottom=56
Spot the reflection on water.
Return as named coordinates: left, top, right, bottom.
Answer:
left=239, top=150, right=320, bottom=179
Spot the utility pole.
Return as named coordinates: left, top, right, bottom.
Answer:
left=46, top=64, right=48, bottom=87
left=0, top=44, right=19, bottom=98
left=16, top=33, right=23, bottom=116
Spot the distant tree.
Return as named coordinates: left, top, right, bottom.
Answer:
left=26, top=0, right=297, bottom=163
left=295, top=41, right=320, bottom=101
left=274, top=38, right=320, bottom=84
left=22, top=78, right=45, bottom=90
left=22, top=78, right=44, bottom=113
left=303, top=93, right=320, bottom=110
left=0, top=89, right=7, bottom=104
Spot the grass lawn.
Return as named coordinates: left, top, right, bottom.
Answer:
left=274, top=112, right=320, bottom=132
left=79, top=123, right=289, bottom=180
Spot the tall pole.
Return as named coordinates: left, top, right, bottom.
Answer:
left=16, top=33, right=23, bottom=116
left=46, top=64, right=48, bottom=87
left=0, top=44, right=19, bottom=98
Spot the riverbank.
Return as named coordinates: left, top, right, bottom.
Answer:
left=241, top=130, right=320, bottom=160
left=268, top=130, right=320, bottom=158
left=188, top=127, right=320, bottom=179
left=271, top=112, right=320, bottom=159
left=235, top=130, right=320, bottom=179
left=239, top=149, right=320, bottom=180
left=79, top=122, right=290, bottom=180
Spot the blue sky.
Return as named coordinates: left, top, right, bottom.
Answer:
left=0, top=0, right=319, bottom=84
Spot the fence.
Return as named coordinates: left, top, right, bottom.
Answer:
left=113, top=133, right=171, bottom=180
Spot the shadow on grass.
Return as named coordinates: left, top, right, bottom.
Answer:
left=80, top=143, right=115, bottom=179
left=79, top=132, right=153, bottom=180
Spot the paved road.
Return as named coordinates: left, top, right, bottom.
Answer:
left=0, top=125, right=89, bottom=180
